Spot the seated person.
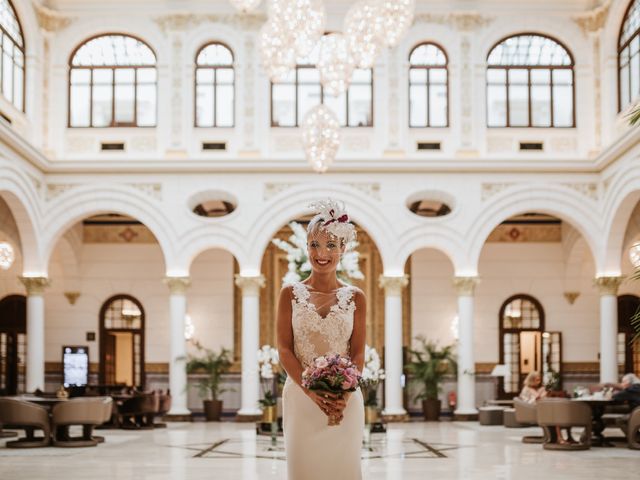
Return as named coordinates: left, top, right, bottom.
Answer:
left=612, top=373, right=640, bottom=410
left=519, top=371, right=572, bottom=444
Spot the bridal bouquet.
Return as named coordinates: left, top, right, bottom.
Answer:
left=302, top=354, right=362, bottom=426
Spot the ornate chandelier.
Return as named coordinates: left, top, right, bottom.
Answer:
left=378, top=0, right=415, bottom=48
left=344, top=1, right=385, bottom=69
left=318, top=33, right=354, bottom=96
left=259, top=20, right=296, bottom=82
left=301, top=105, right=340, bottom=173
left=0, top=242, right=14, bottom=270
left=630, top=241, right=640, bottom=268
left=269, top=0, right=325, bottom=57
left=228, top=0, right=262, bottom=13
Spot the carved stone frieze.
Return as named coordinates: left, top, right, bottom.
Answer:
left=67, top=136, right=95, bottom=153
left=343, top=135, right=371, bottom=151
left=128, top=183, right=162, bottom=200
left=273, top=135, right=302, bottom=151
left=130, top=136, right=157, bottom=152
left=264, top=182, right=297, bottom=200
left=344, top=182, right=381, bottom=201
left=550, top=137, right=577, bottom=153
left=34, top=3, right=74, bottom=32
left=154, top=13, right=266, bottom=33
left=486, top=137, right=512, bottom=153
left=19, top=276, right=51, bottom=295
left=46, top=183, right=75, bottom=201
left=481, top=182, right=515, bottom=201
left=572, top=0, right=611, bottom=34
left=414, top=12, right=494, bottom=31
left=594, top=276, right=624, bottom=296
left=561, top=182, right=598, bottom=201
left=453, top=276, right=480, bottom=296
left=164, top=276, right=191, bottom=294
left=379, top=274, right=409, bottom=296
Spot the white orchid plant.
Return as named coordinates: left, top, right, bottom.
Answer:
left=272, top=221, right=364, bottom=285
left=257, top=344, right=281, bottom=408
left=361, top=345, right=385, bottom=407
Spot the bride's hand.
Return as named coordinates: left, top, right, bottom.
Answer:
left=305, top=390, right=342, bottom=417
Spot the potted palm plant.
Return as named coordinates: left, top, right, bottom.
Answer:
left=405, top=336, right=456, bottom=421
left=186, top=340, right=232, bottom=421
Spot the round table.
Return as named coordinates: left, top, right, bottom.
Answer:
left=572, top=397, right=622, bottom=447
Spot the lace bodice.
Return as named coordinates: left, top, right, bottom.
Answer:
left=290, top=282, right=356, bottom=368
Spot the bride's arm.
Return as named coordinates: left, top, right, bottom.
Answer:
left=350, top=289, right=367, bottom=373
left=276, top=286, right=305, bottom=387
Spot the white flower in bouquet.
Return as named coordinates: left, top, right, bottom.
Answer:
left=272, top=221, right=363, bottom=285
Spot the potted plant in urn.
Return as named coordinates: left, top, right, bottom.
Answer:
left=360, top=345, right=385, bottom=424
left=258, top=345, right=280, bottom=423
left=186, top=340, right=232, bottom=421
left=405, top=336, right=456, bottom=421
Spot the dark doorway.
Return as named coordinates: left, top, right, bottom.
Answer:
left=618, top=294, right=640, bottom=375
left=0, top=295, right=26, bottom=395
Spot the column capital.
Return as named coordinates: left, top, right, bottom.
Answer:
left=19, top=276, right=51, bottom=295
left=594, top=276, right=624, bottom=296
left=378, top=274, right=409, bottom=295
left=234, top=274, right=266, bottom=293
left=453, top=276, right=480, bottom=296
left=164, top=276, right=191, bottom=294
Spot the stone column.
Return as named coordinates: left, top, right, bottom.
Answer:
left=453, top=276, right=480, bottom=418
left=19, top=276, right=50, bottom=392
left=164, top=276, right=191, bottom=416
left=594, top=276, right=623, bottom=384
left=379, top=274, right=409, bottom=420
left=235, top=274, right=266, bottom=420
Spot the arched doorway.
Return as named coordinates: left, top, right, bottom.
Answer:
left=99, top=295, right=145, bottom=388
left=498, top=294, right=562, bottom=398
left=618, top=294, right=640, bottom=375
left=0, top=295, right=26, bottom=395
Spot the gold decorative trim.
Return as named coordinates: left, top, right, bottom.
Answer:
left=572, top=0, right=611, bottom=34
left=378, top=274, right=409, bottom=296
left=64, top=291, right=80, bottom=305
left=34, top=3, right=73, bottom=32
left=234, top=274, right=266, bottom=294
left=594, top=276, right=624, bottom=296
left=563, top=292, right=580, bottom=305
left=19, top=276, right=50, bottom=295
left=452, top=276, right=479, bottom=296
left=164, top=276, right=191, bottom=294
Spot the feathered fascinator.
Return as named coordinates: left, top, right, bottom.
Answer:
left=308, top=198, right=356, bottom=243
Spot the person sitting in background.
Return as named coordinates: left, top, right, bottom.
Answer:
left=519, top=371, right=572, bottom=445
left=612, top=373, right=640, bottom=410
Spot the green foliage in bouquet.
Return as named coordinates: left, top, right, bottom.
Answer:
left=405, top=336, right=457, bottom=402
left=185, top=340, right=233, bottom=401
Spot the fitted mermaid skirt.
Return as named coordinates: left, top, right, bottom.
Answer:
left=283, top=378, right=364, bottom=480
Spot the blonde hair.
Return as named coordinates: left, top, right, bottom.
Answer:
left=524, top=371, right=542, bottom=388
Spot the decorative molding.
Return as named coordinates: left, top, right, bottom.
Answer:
left=460, top=35, right=473, bottom=148
left=343, top=135, right=371, bottom=151
left=128, top=183, right=162, bottom=200
left=594, top=276, right=624, bottom=296
left=563, top=291, right=580, bottom=305
left=486, top=137, right=512, bottom=153
left=34, top=3, right=73, bottom=32
left=170, top=36, right=183, bottom=147
left=378, top=274, right=409, bottom=296
left=263, top=182, right=296, bottom=200
left=234, top=274, right=266, bottom=294
left=344, top=182, right=381, bottom=201
left=64, top=291, right=81, bottom=305
left=572, top=0, right=611, bottom=34
left=273, top=135, right=302, bottom=151
left=46, top=183, right=75, bottom=200
left=19, top=276, right=51, bottom=295
left=154, top=13, right=266, bottom=33
left=130, top=136, right=157, bottom=152
left=414, top=12, right=494, bottom=31
left=164, top=276, right=191, bottom=294
left=452, top=276, right=480, bottom=296
left=66, top=136, right=94, bottom=153
left=549, top=137, right=577, bottom=153
left=487, top=224, right=561, bottom=243
left=561, top=182, right=598, bottom=200
left=481, top=182, right=514, bottom=201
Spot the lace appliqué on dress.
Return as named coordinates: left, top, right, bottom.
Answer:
left=290, top=283, right=356, bottom=368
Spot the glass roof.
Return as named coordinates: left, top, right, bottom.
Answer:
left=621, top=0, right=640, bottom=47
left=488, top=35, right=572, bottom=66
left=0, top=0, right=23, bottom=48
left=71, top=35, right=156, bottom=67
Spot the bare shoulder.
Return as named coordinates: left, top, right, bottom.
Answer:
left=278, top=284, right=294, bottom=300
left=350, top=286, right=366, bottom=303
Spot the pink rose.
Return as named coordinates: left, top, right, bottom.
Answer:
left=315, top=357, right=328, bottom=369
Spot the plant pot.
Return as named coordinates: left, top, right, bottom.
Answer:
left=262, top=405, right=277, bottom=423
left=422, top=399, right=441, bottom=421
left=364, top=406, right=379, bottom=424
left=203, top=399, right=223, bottom=421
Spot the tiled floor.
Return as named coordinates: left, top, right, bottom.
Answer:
left=0, top=422, right=638, bottom=479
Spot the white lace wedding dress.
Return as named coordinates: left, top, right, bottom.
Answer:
left=282, top=282, right=364, bottom=480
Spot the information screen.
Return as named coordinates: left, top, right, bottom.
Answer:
left=62, top=346, right=89, bottom=387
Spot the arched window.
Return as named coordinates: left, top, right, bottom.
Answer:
left=69, top=34, right=157, bottom=127
left=0, top=0, right=25, bottom=111
left=409, top=42, right=448, bottom=127
left=487, top=34, right=574, bottom=128
left=498, top=294, right=561, bottom=398
left=271, top=44, right=373, bottom=127
left=99, top=294, right=145, bottom=387
left=619, top=0, right=640, bottom=111
left=195, top=42, right=234, bottom=127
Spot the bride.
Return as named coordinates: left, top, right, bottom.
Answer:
left=277, top=199, right=366, bottom=480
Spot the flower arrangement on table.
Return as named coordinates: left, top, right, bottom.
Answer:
left=272, top=221, right=364, bottom=285
left=360, top=345, right=385, bottom=409
left=302, top=354, right=362, bottom=426
left=257, top=345, right=282, bottom=410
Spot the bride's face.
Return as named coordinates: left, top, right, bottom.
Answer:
left=307, top=227, right=344, bottom=274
